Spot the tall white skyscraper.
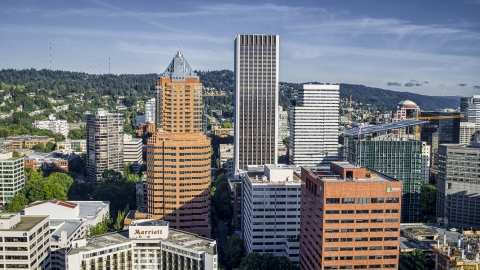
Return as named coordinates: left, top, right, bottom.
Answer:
left=234, top=34, right=279, bottom=176
left=145, top=97, right=156, bottom=123
left=289, top=84, right=339, bottom=166
left=467, top=95, right=480, bottom=129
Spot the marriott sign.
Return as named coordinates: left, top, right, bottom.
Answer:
left=128, top=220, right=169, bottom=239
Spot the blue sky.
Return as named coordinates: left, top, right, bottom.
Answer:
left=1, top=0, right=479, bottom=96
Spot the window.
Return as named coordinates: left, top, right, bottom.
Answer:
left=370, top=219, right=383, bottom=223
left=371, top=198, right=384, bottom=203
left=325, top=257, right=338, bottom=261
left=355, top=247, right=367, bottom=251
left=386, top=209, right=399, bottom=213
left=342, top=210, right=354, bottom=214
left=326, top=198, right=340, bottom=204
left=384, top=264, right=396, bottom=268
left=342, top=198, right=355, bottom=204
left=356, top=219, right=368, bottom=223
left=385, top=228, right=398, bottom=232
left=341, top=220, right=354, bottom=223
left=355, top=237, right=368, bottom=242
left=326, top=220, right=340, bottom=223
left=325, top=247, right=339, bottom=251
left=354, top=256, right=367, bottom=260
left=356, top=198, right=369, bottom=204
left=325, top=267, right=339, bottom=270
left=370, top=246, right=382, bottom=250
left=341, top=229, right=354, bottom=233
left=384, top=237, right=398, bottom=241
left=385, top=218, right=399, bottom=223
left=371, top=209, right=383, bottom=213
left=340, top=267, right=352, bottom=269
left=383, top=255, right=397, bottom=259
left=326, top=210, right=340, bottom=214
left=325, top=229, right=339, bottom=233
left=325, top=238, right=339, bottom=242
left=354, top=266, right=367, bottom=269
left=370, top=228, right=383, bottom=232
left=384, top=246, right=397, bottom=250
left=369, top=265, right=381, bottom=268
left=340, top=238, right=353, bottom=242
left=356, top=210, right=368, bottom=214
left=355, top=228, right=368, bottom=232
left=340, top=247, right=353, bottom=251
left=340, top=256, right=353, bottom=260
left=370, top=237, right=382, bottom=241
left=386, top=197, right=399, bottom=203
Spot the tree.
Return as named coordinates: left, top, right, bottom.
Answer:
left=400, top=249, right=433, bottom=270
left=68, top=127, right=86, bottom=140
left=221, top=121, right=233, bottom=128
left=212, top=173, right=233, bottom=219
left=236, top=253, right=297, bottom=270
left=12, top=151, right=20, bottom=158
left=4, top=194, right=29, bottom=212
left=225, top=234, right=244, bottom=270
left=88, top=215, right=112, bottom=237
left=420, top=183, right=437, bottom=219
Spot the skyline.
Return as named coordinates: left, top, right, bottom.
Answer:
left=0, top=0, right=479, bottom=96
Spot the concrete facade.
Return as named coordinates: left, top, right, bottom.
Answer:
left=0, top=151, right=25, bottom=205
left=33, top=115, right=69, bottom=138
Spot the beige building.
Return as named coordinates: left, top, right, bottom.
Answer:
left=55, top=139, right=87, bottom=153
left=4, top=135, right=54, bottom=149
left=0, top=151, right=25, bottom=205
left=460, top=122, right=476, bottom=144
left=123, top=134, right=142, bottom=172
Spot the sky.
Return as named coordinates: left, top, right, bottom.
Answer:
left=0, top=0, right=479, bottom=96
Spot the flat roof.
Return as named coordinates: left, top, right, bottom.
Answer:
left=400, top=224, right=461, bottom=252
left=68, top=229, right=216, bottom=256
left=50, top=219, right=84, bottom=243
left=130, top=220, right=168, bottom=227
left=0, top=216, right=48, bottom=232
left=343, top=120, right=428, bottom=137
left=307, top=168, right=397, bottom=183
left=69, top=201, right=109, bottom=220
left=246, top=171, right=302, bottom=184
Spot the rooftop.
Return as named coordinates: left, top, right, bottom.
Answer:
left=0, top=215, right=48, bottom=232
left=400, top=224, right=461, bottom=252
left=160, top=51, right=199, bottom=81
left=68, top=228, right=216, bottom=256
left=50, top=219, right=84, bottom=243
left=343, top=119, right=428, bottom=137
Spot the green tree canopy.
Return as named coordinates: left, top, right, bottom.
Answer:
left=420, top=183, right=437, bottom=219
left=225, top=234, right=244, bottom=270
left=236, top=253, right=297, bottom=270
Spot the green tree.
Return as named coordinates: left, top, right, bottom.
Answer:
left=4, top=194, right=29, bottom=212
left=68, top=127, right=86, bottom=139
left=400, top=249, right=433, bottom=270
left=420, top=183, right=437, bottom=219
left=212, top=173, right=233, bottom=219
left=88, top=215, right=112, bottom=237
left=221, top=121, right=233, bottom=128
left=113, top=210, right=127, bottom=231
left=12, top=151, right=21, bottom=158
left=225, top=234, right=244, bottom=270
left=236, top=253, right=297, bottom=270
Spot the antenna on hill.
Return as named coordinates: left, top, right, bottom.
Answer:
left=50, top=43, right=52, bottom=70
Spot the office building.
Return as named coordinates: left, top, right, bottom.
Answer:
left=460, top=97, right=472, bottom=122
left=123, top=134, right=142, bottom=173
left=278, top=106, right=289, bottom=142
left=467, top=95, right=480, bottom=129
left=24, top=199, right=110, bottom=270
left=86, top=109, right=124, bottom=181
left=234, top=34, right=279, bottom=175
left=66, top=220, right=218, bottom=270
left=4, top=135, right=54, bottom=149
left=0, top=213, right=51, bottom=270
left=343, top=120, right=424, bottom=222
left=24, top=151, right=81, bottom=173
left=242, top=165, right=301, bottom=264
left=218, top=144, right=233, bottom=166
left=135, top=51, right=211, bottom=237
left=420, top=111, right=461, bottom=145
left=55, top=139, right=87, bottom=153
left=421, top=142, right=431, bottom=184
left=436, top=144, right=480, bottom=230
left=299, top=162, right=401, bottom=270
left=33, top=114, right=69, bottom=138
left=0, top=151, right=25, bottom=205
left=145, top=97, right=156, bottom=123
left=290, top=84, right=339, bottom=166
left=460, top=122, right=476, bottom=144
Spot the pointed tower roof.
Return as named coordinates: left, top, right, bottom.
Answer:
left=160, top=51, right=198, bottom=81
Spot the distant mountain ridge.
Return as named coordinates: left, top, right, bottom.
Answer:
left=0, top=68, right=460, bottom=112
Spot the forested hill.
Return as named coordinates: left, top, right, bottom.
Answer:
left=0, top=68, right=459, bottom=112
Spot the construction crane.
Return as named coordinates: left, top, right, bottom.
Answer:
left=348, top=95, right=353, bottom=123
left=406, top=112, right=463, bottom=141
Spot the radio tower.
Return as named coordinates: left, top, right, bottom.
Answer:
left=49, top=43, right=52, bottom=70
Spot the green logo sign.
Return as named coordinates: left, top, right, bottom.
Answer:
left=386, top=187, right=392, bottom=193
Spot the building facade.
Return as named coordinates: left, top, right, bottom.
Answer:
left=290, top=84, right=339, bottom=166
left=56, top=139, right=87, bottom=153
left=299, top=163, right=401, bottom=270
left=123, top=134, right=142, bottom=172
left=421, top=142, right=431, bottom=184
left=460, top=97, right=472, bottom=122
left=467, top=95, right=480, bottom=129
left=344, top=134, right=422, bottom=222
left=33, top=114, right=69, bottom=138
left=86, top=109, right=124, bottom=181
left=218, top=144, right=233, bottom=166
left=0, top=151, right=25, bottom=205
left=145, top=97, right=156, bottom=124
left=420, top=111, right=461, bottom=145
left=459, top=122, right=476, bottom=145
left=242, top=165, right=301, bottom=264
left=4, top=136, right=54, bottom=149
left=0, top=213, right=51, bottom=270
left=66, top=220, right=218, bottom=270
left=436, top=144, right=480, bottom=230
left=278, top=106, right=289, bottom=143
left=234, top=34, right=279, bottom=176
left=24, top=151, right=81, bottom=173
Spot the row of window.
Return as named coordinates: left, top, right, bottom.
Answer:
left=325, top=255, right=397, bottom=260
left=326, top=209, right=399, bottom=214
left=325, top=237, right=398, bottom=242
left=325, top=228, right=398, bottom=233
left=326, top=198, right=400, bottom=204
left=325, top=218, right=398, bottom=224
left=324, top=265, right=396, bottom=269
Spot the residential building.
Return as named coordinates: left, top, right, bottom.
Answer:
left=56, top=139, right=87, bottom=153
left=135, top=122, right=156, bottom=137
left=436, top=143, right=480, bottom=230
left=131, top=52, right=211, bottom=237
left=4, top=135, right=54, bottom=149
left=0, top=213, right=51, bottom=270
left=234, top=34, right=279, bottom=176
left=33, top=114, right=69, bottom=138
left=123, top=134, right=142, bottom=173
left=343, top=120, right=424, bottom=222
left=290, top=84, right=339, bottom=166
left=460, top=122, right=476, bottom=144
left=467, top=95, right=480, bottom=129
left=86, top=108, right=124, bottom=181
left=145, top=97, right=156, bottom=123
left=24, top=151, right=81, bottom=173
left=218, top=144, right=234, bottom=165
left=278, top=106, right=289, bottom=142
left=23, top=199, right=110, bottom=270
left=242, top=165, right=301, bottom=264
left=66, top=220, right=218, bottom=270
left=212, top=126, right=234, bottom=138
left=0, top=151, right=25, bottom=205
left=299, top=162, right=402, bottom=270
left=421, top=142, right=431, bottom=184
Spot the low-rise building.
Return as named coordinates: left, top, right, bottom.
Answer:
left=66, top=220, right=218, bottom=270
left=24, top=151, right=81, bottom=173
left=242, top=164, right=302, bottom=265
left=0, top=213, right=51, bottom=270
left=212, top=126, right=233, bottom=137
left=135, top=122, right=156, bottom=137
left=56, top=139, right=87, bottom=153
left=431, top=230, right=480, bottom=270
left=5, top=135, right=54, bottom=149
left=0, top=151, right=25, bottom=205
left=124, top=134, right=142, bottom=172
left=33, top=115, right=69, bottom=137
left=218, top=144, right=233, bottom=166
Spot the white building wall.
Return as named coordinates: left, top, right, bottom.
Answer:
left=24, top=202, right=79, bottom=218
left=0, top=152, right=25, bottom=205
left=33, top=115, right=69, bottom=138
left=290, top=84, right=339, bottom=166
left=278, top=107, right=289, bottom=143
left=145, top=98, right=156, bottom=123
left=421, top=142, right=431, bottom=184
left=243, top=174, right=301, bottom=264
left=460, top=122, right=477, bottom=144
left=467, top=95, right=480, bottom=129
